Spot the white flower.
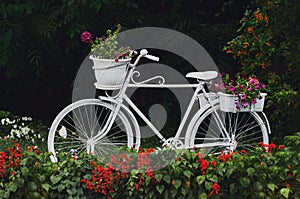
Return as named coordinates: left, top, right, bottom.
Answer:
left=1, top=118, right=6, bottom=125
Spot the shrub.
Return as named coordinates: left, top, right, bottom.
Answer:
left=1, top=134, right=299, bottom=198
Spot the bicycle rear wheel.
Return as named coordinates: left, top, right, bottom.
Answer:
left=48, top=99, right=135, bottom=162
left=186, top=104, right=269, bottom=154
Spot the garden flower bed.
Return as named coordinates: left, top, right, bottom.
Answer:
left=0, top=134, right=299, bottom=198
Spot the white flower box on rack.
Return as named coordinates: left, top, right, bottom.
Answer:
left=198, top=93, right=218, bottom=108
left=90, top=56, right=130, bottom=90
left=218, top=92, right=267, bottom=112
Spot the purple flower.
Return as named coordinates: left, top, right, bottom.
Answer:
left=262, top=84, right=266, bottom=89
left=238, top=84, right=243, bottom=90
left=255, top=85, right=260, bottom=90
left=241, top=94, right=246, bottom=100
left=81, top=31, right=92, bottom=43
left=102, top=36, right=106, bottom=41
left=247, top=87, right=252, bottom=91
left=235, top=101, right=240, bottom=110
left=241, top=74, right=248, bottom=79
left=229, top=85, right=235, bottom=92
left=252, top=98, right=257, bottom=105
left=114, top=58, right=119, bottom=62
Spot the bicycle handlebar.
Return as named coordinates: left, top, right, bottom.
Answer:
left=131, top=49, right=159, bottom=66
left=145, top=54, right=159, bottom=62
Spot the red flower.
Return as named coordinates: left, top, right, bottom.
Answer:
left=277, top=145, right=285, bottom=150
left=209, top=182, right=220, bottom=196
left=81, top=31, right=92, bottom=43
left=285, top=182, right=290, bottom=188
left=268, top=142, right=276, bottom=151
left=218, top=151, right=232, bottom=162
left=211, top=160, right=217, bottom=167
left=240, top=149, right=248, bottom=155
left=198, top=158, right=210, bottom=174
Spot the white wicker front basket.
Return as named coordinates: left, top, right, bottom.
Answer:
left=90, top=55, right=130, bottom=90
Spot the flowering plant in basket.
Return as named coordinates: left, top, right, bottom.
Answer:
left=81, top=24, right=131, bottom=62
left=214, top=73, right=266, bottom=110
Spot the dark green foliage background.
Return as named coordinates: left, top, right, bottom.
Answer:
left=0, top=0, right=299, bottom=135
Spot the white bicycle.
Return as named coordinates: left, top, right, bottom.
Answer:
left=48, top=49, right=270, bottom=162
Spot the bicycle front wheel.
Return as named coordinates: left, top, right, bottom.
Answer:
left=48, top=99, right=134, bottom=162
left=186, top=104, right=269, bottom=154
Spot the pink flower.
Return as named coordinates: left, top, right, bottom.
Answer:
left=249, top=77, right=259, bottom=85
left=242, top=101, right=248, bottom=107
left=81, top=31, right=92, bottom=43
left=247, top=87, right=252, bottom=91
left=262, top=84, right=266, bottom=89
left=255, top=85, right=260, bottom=90
left=229, top=85, right=235, bottom=92
left=219, top=83, right=225, bottom=90
left=114, top=58, right=119, bottom=62
left=238, top=84, right=243, bottom=90
left=251, top=98, right=257, bottom=105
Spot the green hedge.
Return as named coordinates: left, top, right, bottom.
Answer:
left=1, top=134, right=299, bottom=199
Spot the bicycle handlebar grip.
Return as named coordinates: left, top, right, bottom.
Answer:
left=145, top=54, right=160, bottom=62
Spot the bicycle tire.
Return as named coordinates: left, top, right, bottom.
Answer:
left=48, top=99, right=135, bottom=162
left=186, top=103, right=269, bottom=154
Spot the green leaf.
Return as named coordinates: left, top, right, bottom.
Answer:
left=156, top=185, right=164, bottom=194
left=50, top=175, right=62, bottom=185
left=38, top=174, right=46, bottom=183
left=253, top=181, right=263, bottom=191
left=207, top=174, right=218, bottom=183
left=145, top=176, right=151, bottom=186
left=10, top=184, right=17, bottom=192
left=183, top=170, right=193, bottom=179
left=155, top=174, right=163, bottom=182
left=58, top=184, right=65, bottom=192
left=239, top=177, right=250, bottom=187
left=42, top=183, right=51, bottom=192
left=205, top=181, right=213, bottom=191
left=28, top=182, right=38, bottom=191
left=181, top=187, right=187, bottom=195
left=174, top=179, right=181, bottom=190
left=171, top=189, right=178, bottom=198
left=267, top=183, right=278, bottom=193
left=196, top=175, right=205, bottom=185
left=15, top=177, right=24, bottom=187
left=199, top=192, right=207, bottom=199
left=163, top=175, right=171, bottom=183
left=246, top=168, right=255, bottom=176
left=279, top=188, right=290, bottom=199
left=226, top=168, right=234, bottom=178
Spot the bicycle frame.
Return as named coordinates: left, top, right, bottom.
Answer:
left=93, top=53, right=230, bottom=147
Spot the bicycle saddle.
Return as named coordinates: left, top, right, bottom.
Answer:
left=186, top=71, right=218, bottom=81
